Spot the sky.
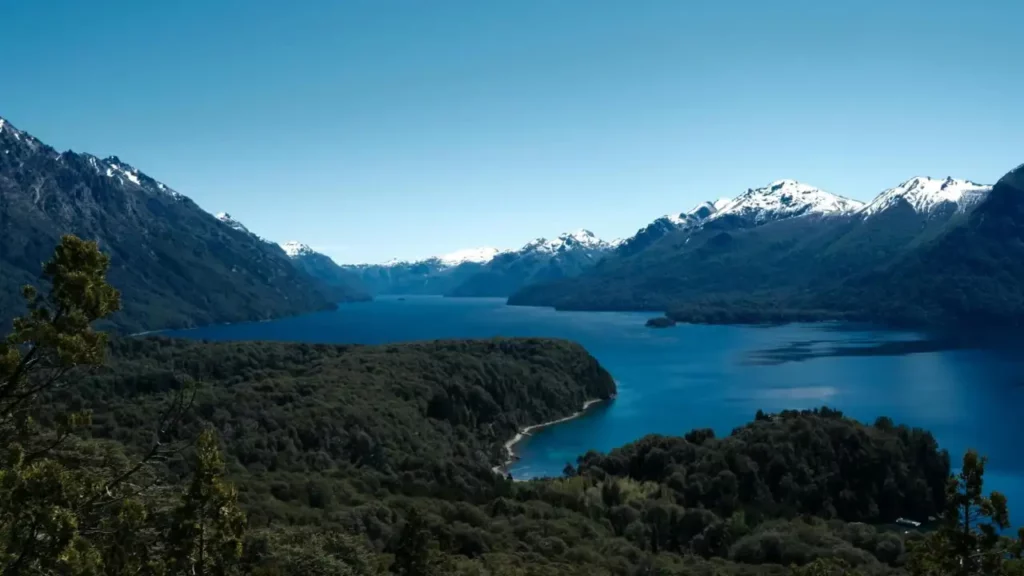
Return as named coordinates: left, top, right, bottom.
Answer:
left=2, top=0, right=1022, bottom=264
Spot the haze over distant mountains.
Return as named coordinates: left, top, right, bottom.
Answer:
left=339, top=229, right=622, bottom=297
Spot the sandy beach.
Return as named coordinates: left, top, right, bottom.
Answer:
left=492, top=397, right=606, bottom=478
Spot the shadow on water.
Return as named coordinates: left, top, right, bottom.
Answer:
left=744, top=327, right=1024, bottom=367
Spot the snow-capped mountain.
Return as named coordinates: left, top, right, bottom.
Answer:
left=666, top=198, right=733, bottom=227
left=2, top=117, right=183, bottom=201
left=446, top=229, right=617, bottom=298
left=859, top=176, right=991, bottom=217
left=346, top=231, right=618, bottom=297
left=278, top=241, right=370, bottom=301
left=616, top=198, right=732, bottom=257
left=517, top=229, right=612, bottom=255
left=378, top=246, right=504, bottom=269
left=708, top=180, right=864, bottom=226
left=436, top=247, right=503, bottom=266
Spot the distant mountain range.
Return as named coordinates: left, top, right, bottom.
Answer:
left=4, top=112, right=1019, bottom=332
left=341, top=229, right=622, bottom=297
left=509, top=170, right=1018, bottom=327
left=445, top=230, right=619, bottom=297
left=0, top=116, right=364, bottom=333
left=277, top=241, right=371, bottom=303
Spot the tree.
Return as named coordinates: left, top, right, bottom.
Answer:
left=907, top=449, right=1024, bottom=576
left=1, top=234, right=120, bottom=442
left=0, top=235, right=121, bottom=574
left=391, top=509, right=437, bottom=576
left=0, top=235, right=235, bottom=575
left=167, top=427, right=246, bottom=576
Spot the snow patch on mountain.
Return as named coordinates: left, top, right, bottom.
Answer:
left=73, top=152, right=183, bottom=199
left=372, top=230, right=613, bottom=268
left=376, top=246, right=505, bottom=268
left=216, top=212, right=252, bottom=234
left=709, top=180, right=864, bottom=224
left=105, top=158, right=142, bottom=186
left=0, top=116, right=43, bottom=151
left=860, top=176, right=991, bottom=217
left=437, top=247, right=502, bottom=266
left=281, top=241, right=317, bottom=258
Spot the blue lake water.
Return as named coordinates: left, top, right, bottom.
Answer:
left=167, top=296, right=1024, bottom=523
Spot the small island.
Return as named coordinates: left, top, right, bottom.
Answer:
left=645, top=316, right=677, bottom=328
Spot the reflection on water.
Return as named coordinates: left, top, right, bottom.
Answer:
left=167, top=297, right=1024, bottom=527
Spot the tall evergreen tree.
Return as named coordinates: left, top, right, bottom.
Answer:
left=907, top=450, right=1024, bottom=576
left=167, top=427, right=246, bottom=576
left=0, top=235, right=121, bottom=574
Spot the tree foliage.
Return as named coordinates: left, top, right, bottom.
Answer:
left=0, top=235, right=245, bottom=575
left=906, top=450, right=1024, bottom=576
left=7, top=234, right=1024, bottom=576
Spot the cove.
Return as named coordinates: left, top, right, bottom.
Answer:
left=166, top=296, right=1024, bottom=522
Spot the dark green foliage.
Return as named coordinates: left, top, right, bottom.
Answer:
left=68, top=336, right=617, bottom=509
left=573, top=407, right=949, bottom=523
left=167, top=427, right=247, bottom=576
left=906, top=450, right=1024, bottom=575
left=0, top=234, right=247, bottom=575
left=52, top=335, right=959, bottom=574
left=0, top=116, right=341, bottom=334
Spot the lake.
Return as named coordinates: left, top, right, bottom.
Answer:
left=167, top=296, right=1024, bottom=522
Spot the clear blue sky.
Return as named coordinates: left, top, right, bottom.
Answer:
left=2, top=0, right=1021, bottom=263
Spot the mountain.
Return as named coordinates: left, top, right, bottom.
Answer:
left=508, top=172, right=1007, bottom=326
left=447, top=229, right=618, bottom=297
left=215, top=211, right=262, bottom=237
left=431, top=246, right=502, bottom=265
left=615, top=198, right=730, bottom=257
left=279, top=241, right=370, bottom=302
left=342, top=246, right=504, bottom=295
left=826, top=164, right=1024, bottom=327
left=707, top=179, right=864, bottom=227
left=0, top=115, right=335, bottom=333
left=859, top=176, right=991, bottom=217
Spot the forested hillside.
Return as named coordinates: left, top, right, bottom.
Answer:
left=56, top=336, right=1011, bottom=575
left=509, top=165, right=1024, bottom=329
left=6, top=236, right=1023, bottom=575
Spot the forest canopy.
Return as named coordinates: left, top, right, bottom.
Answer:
left=4, top=235, right=1023, bottom=575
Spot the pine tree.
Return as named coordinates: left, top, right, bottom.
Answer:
left=907, top=449, right=1024, bottom=576
left=167, top=427, right=246, bottom=576
left=0, top=235, right=238, bottom=575
left=0, top=235, right=120, bottom=574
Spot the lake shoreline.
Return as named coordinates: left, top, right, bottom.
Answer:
left=493, top=397, right=607, bottom=479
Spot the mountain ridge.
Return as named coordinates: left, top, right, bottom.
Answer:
left=0, top=115, right=342, bottom=333
left=444, top=228, right=619, bottom=297
left=507, top=169, right=1009, bottom=327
